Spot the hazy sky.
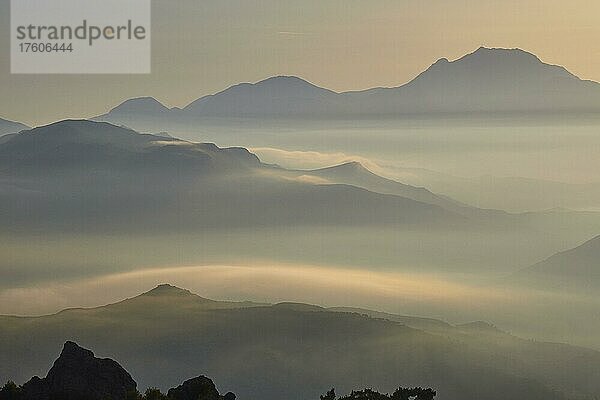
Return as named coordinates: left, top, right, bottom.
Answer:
left=1, top=0, right=599, bottom=125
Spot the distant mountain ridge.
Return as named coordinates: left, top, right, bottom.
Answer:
left=515, top=234, right=600, bottom=291
left=291, top=161, right=475, bottom=215
left=0, top=120, right=463, bottom=235
left=96, top=47, right=600, bottom=127
left=106, top=96, right=172, bottom=115
left=0, top=117, right=29, bottom=137
left=184, top=75, right=337, bottom=116
left=0, top=120, right=261, bottom=174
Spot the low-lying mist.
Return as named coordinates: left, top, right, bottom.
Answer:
left=2, top=118, right=599, bottom=353
left=206, top=117, right=600, bottom=212
left=2, top=261, right=599, bottom=350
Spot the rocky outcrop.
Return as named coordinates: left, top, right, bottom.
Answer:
left=1, top=341, right=235, bottom=400
left=13, top=341, right=136, bottom=400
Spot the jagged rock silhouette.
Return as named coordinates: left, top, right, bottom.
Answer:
left=0, top=341, right=232, bottom=400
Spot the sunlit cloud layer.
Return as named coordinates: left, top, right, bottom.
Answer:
left=251, top=147, right=393, bottom=176
left=0, top=263, right=528, bottom=316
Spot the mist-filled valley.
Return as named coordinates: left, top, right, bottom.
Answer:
left=2, top=46, right=600, bottom=400
left=1, top=116, right=600, bottom=350
left=139, top=115, right=600, bottom=213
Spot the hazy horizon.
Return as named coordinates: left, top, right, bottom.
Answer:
left=2, top=0, right=600, bottom=125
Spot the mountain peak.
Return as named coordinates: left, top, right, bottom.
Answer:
left=232, top=75, right=333, bottom=93
left=141, top=284, right=196, bottom=297
left=312, top=161, right=372, bottom=176
left=258, top=75, right=313, bottom=86
left=35, top=119, right=121, bottom=131
left=332, top=161, right=367, bottom=172
left=467, top=46, right=540, bottom=61
left=61, top=340, right=94, bottom=358
left=9, top=119, right=144, bottom=145
left=340, top=160, right=363, bottom=167
left=184, top=75, right=336, bottom=115
left=402, top=45, right=583, bottom=105
left=108, top=96, right=170, bottom=115
left=432, top=57, right=450, bottom=66
left=125, top=96, right=161, bottom=103
left=20, top=341, right=138, bottom=400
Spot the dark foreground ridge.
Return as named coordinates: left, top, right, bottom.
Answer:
left=0, top=342, right=436, bottom=400
left=0, top=341, right=232, bottom=400
left=3, top=341, right=137, bottom=400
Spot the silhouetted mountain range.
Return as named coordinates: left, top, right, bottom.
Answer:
left=344, top=47, right=600, bottom=114
left=284, top=162, right=504, bottom=218
left=184, top=75, right=337, bottom=116
left=0, top=120, right=260, bottom=175
left=2, top=285, right=599, bottom=400
left=107, top=97, right=173, bottom=116
left=95, top=47, right=600, bottom=128
left=0, top=120, right=465, bottom=234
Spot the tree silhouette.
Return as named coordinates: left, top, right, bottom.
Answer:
left=391, top=387, right=436, bottom=400
left=321, top=388, right=336, bottom=400
left=125, top=390, right=143, bottom=400
left=1, top=379, right=436, bottom=400
left=321, top=386, right=437, bottom=400
left=0, top=382, right=22, bottom=400
left=143, top=388, right=168, bottom=400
